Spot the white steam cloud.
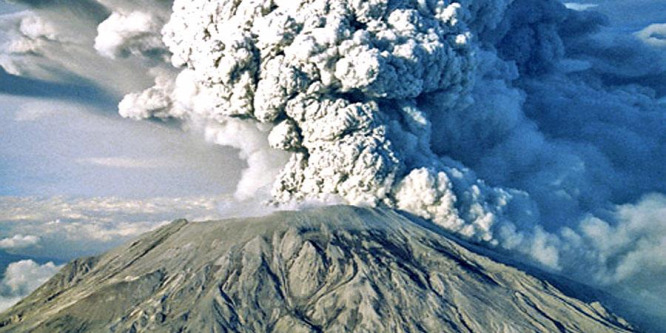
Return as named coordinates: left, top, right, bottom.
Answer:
left=3, top=0, right=666, bottom=326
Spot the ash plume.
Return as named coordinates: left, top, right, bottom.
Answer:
left=126, top=0, right=530, bottom=248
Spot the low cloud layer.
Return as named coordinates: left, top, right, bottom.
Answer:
left=0, top=195, right=228, bottom=259
left=2, top=0, right=665, bottom=325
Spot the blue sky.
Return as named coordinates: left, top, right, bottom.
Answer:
left=0, top=95, right=240, bottom=198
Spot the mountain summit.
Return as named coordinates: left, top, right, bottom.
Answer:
left=0, top=206, right=633, bottom=332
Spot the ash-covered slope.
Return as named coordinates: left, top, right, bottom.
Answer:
left=0, top=206, right=633, bottom=332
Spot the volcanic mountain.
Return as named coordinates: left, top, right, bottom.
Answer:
left=0, top=206, right=634, bottom=332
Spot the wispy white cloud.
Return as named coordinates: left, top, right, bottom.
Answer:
left=0, top=5, right=155, bottom=95
left=76, top=157, right=164, bottom=169
left=0, top=235, right=40, bottom=250
left=12, top=106, right=58, bottom=122
left=636, top=23, right=666, bottom=48
left=563, top=3, right=598, bottom=11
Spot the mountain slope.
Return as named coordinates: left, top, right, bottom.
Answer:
left=0, top=206, right=633, bottom=332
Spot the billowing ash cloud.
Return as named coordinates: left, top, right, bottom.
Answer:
left=115, top=0, right=666, bottom=283
left=4, top=0, right=666, bottom=324
left=124, top=0, right=530, bottom=246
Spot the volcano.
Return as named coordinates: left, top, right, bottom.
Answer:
left=0, top=206, right=634, bottom=332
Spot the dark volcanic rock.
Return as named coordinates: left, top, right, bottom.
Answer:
left=0, top=206, right=634, bottom=332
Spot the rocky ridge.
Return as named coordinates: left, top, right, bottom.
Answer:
left=0, top=206, right=634, bottom=332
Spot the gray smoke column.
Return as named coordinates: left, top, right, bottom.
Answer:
left=122, top=0, right=533, bottom=249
